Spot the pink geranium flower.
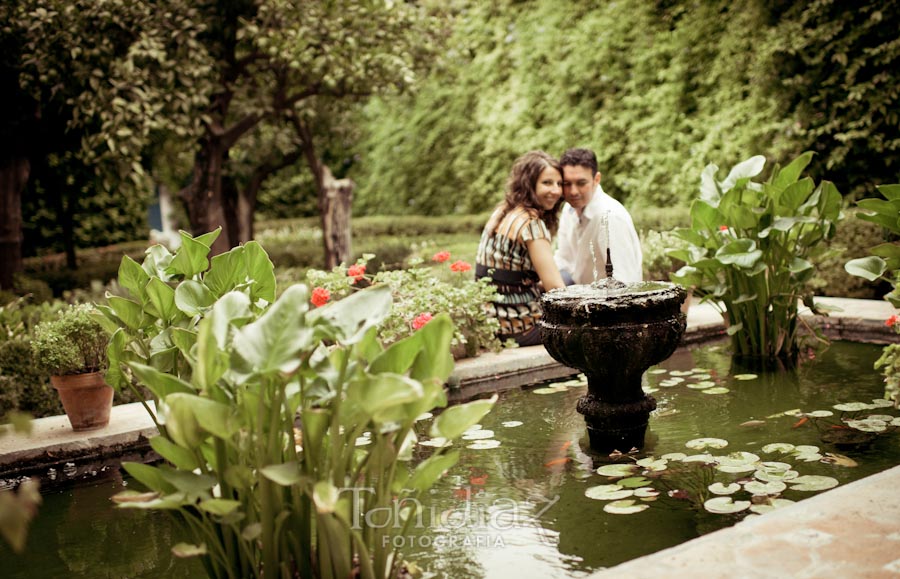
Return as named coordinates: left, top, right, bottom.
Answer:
left=347, top=264, right=366, bottom=282
left=311, top=287, right=330, bottom=307
left=449, top=260, right=472, bottom=273
left=412, top=312, right=433, bottom=330
left=432, top=251, right=451, bottom=263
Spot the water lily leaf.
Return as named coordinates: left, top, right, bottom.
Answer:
left=744, top=480, right=786, bottom=495
left=733, top=374, right=758, bottom=381
left=660, top=452, right=687, bottom=461
left=670, top=370, right=694, bottom=376
left=635, top=458, right=668, bottom=472
left=467, top=440, right=501, bottom=450
left=704, top=497, right=751, bottom=514
left=714, top=451, right=760, bottom=473
left=703, top=387, right=730, bottom=395
left=793, top=452, right=823, bottom=462
left=805, top=410, right=834, bottom=418
left=754, top=468, right=799, bottom=483
left=418, top=437, right=452, bottom=448
left=692, top=373, right=713, bottom=380
left=708, top=482, right=740, bottom=495
left=871, top=399, right=895, bottom=408
left=749, top=498, right=795, bottom=514
left=762, top=443, right=795, bottom=453
left=892, top=417, right=900, bottom=427
left=845, top=418, right=887, bottom=433
left=603, top=499, right=649, bottom=514
left=682, top=454, right=716, bottom=463
left=867, top=414, right=896, bottom=422
left=585, top=485, right=633, bottom=501
left=648, top=368, right=667, bottom=375
left=633, top=487, right=660, bottom=498
left=618, top=476, right=652, bottom=488
left=833, top=402, right=870, bottom=412
left=172, top=542, right=207, bottom=558
left=501, top=420, right=523, bottom=428
left=793, top=445, right=820, bottom=454
left=596, top=464, right=639, bottom=478
left=789, top=475, right=839, bottom=492
left=461, top=429, right=495, bottom=440
left=685, top=438, right=729, bottom=450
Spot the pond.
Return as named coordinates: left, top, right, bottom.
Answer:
left=3, top=340, right=898, bottom=578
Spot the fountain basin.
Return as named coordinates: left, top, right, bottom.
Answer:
left=541, top=281, right=687, bottom=452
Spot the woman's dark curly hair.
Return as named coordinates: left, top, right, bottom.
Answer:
left=494, top=150, right=563, bottom=235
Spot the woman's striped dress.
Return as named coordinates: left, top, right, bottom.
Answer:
left=475, top=206, right=552, bottom=343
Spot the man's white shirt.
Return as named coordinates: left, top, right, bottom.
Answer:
left=554, top=185, right=643, bottom=284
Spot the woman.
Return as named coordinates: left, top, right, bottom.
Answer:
left=475, top=150, right=566, bottom=346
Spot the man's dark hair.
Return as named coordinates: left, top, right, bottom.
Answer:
left=560, top=148, right=598, bottom=175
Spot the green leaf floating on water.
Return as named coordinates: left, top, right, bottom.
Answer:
left=685, top=437, right=729, bottom=450
left=603, top=500, right=649, bottom=514
left=585, top=485, right=633, bottom=501
left=762, top=443, right=795, bottom=453
left=733, top=374, right=758, bottom=381
left=749, top=498, right=795, bottom=514
left=704, top=497, right=751, bottom=514
left=596, top=464, right=639, bottom=477
left=833, top=402, right=871, bottom=412
left=708, top=482, right=741, bottom=495
left=702, top=387, right=730, bottom=395
left=789, top=475, right=839, bottom=491
left=687, top=381, right=716, bottom=389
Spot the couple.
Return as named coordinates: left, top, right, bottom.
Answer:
left=475, top=148, right=642, bottom=347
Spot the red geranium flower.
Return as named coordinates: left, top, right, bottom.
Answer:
left=432, top=250, right=451, bottom=263
left=311, top=287, right=330, bottom=307
left=719, top=225, right=729, bottom=231
left=886, top=314, right=899, bottom=328
left=449, top=260, right=472, bottom=273
left=412, top=312, right=433, bottom=330
left=347, top=264, right=366, bottom=282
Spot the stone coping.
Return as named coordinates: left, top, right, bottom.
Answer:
left=0, top=296, right=897, bottom=575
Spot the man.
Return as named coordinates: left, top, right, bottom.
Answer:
left=554, top=148, right=643, bottom=284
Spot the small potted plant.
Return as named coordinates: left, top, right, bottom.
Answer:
left=30, top=304, right=112, bottom=431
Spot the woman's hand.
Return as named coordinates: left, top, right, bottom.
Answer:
left=526, top=238, right=565, bottom=291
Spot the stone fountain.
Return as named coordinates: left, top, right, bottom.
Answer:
left=540, top=250, right=687, bottom=453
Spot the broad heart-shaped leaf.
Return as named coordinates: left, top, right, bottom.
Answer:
left=123, top=462, right=177, bottom=494
left=243, top=241, right=276, bottom=304
left=166, top=232, right=212, bottom=278
left=410, top=314, right=455, bottom=383
left=142, top=244, right=175, bottom=281
left=844, top=256, right=887, bottom=281
left=128, top=362, right=196, bottom=398
left=199, top=499, right=241, bottom=516
left=105, top=328, right=129, bottom=391
left=309, top=284, right=392, bottom=345
left=205, top=246, right=245, bottom=298
left=369, top=329, right=423, bottom=375
left=430, top=395, right=497, bottom=440
left=772, top=151, right=813, bottom=190
left=165, top=392, right=237, bottom=445
left=870, top=242, right=900, bottom=270
left=689, top=199, right=722, bottom=233
left=108, top=295, right=144, bottom=330
left=232, top=284, right=314, bottom=376
left=777, top=177, right=815, bottom=212
left=170, top=327, right=197, bottom=358
left=407, top=450, right=460, bottom=492
left=720, top=155, right=765, bottom=191
left=157, top=467, right=217, bottom=494
left=150, top=436, right=200, bottom=470
left=816, top=181, right=843, bottom=223
left=715, top=239, right=762, bottom=268
left=788, top=258, right=813, bottom=275
left=118, top=254, right=150, bottom=301
left=260, top=462, right=305, bottom=486
left=147, top=277, right=179, bottom=323
left=211, top=291, right=253, bottom=349
left=193, top=228, right=222, bottom=248
left=346, top=373, right=424, bottom=424
left=877, top=183, right=900, bottom=202
left=857, top=198, right=900, bottom=232
left=699, top=162, right=721, bottom=205
left=175, top=280, right=216, bottom=317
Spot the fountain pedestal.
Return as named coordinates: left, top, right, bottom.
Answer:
left=540, top=281, right=687, bottom=453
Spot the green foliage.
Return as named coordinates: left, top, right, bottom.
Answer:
left=845, top=184, right=900, bottom=306
left=30, top=303, right=108, bottom=375
left=306, top=255, right=503, bottom=357
left=112, top=280, right=495, bottom=578
left=670, top=153, right=843, bottom=360
left=811, top=209, right=889, bottom=299
left=641, top=230, right=689, bottom=282
left=875, top=318, right=900, bottom=405
left=0, top=340, right=63, bottom=418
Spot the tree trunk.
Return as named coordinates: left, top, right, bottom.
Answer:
left=182, top=137, right=232, bottom=257
left=320, top=165, right=354, bottom=268
left=0, top=157, right=28, bottom=290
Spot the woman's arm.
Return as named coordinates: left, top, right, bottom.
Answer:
left=526, top=238, right=565, bottom=290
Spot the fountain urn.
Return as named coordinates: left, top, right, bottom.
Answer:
left=540, top=281, right=687, bottom=453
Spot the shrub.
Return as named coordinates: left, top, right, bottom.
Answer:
left=30, top=304, right=108, bottom=376
left=641, top=229, right=689, bottom=282
left=0, top=339, right=63, bottom=419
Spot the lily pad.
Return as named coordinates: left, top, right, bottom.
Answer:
left=871, top=399, right=895, bottom=408
left=762, top=443, right=795, bottom=454
left=533, top=386, right=567, bottom=395
left=647, top=368, right=668, bottom=375
left=833, top=402, right=870, bottom=412
left=660, top=452, right=687, bottom=461
left=688, top=381, right=716, bottom=390
left=585, top=485, right=633, bottom=501
left=867, top=414, right=896, bottom=422
left=633, top=487, right=660, bottom=498
left=462, top=429, right=495, bottom=440
left=670, top=370, right=694, bottom=376
left=419, top=437, right=452, bottom=448
left=789, top=475, right=838, bottom=491
left=692, top=373, right=713, bottom=381
left=708, top=482, right=741, bottom=495
left=702, top=387, right=730, bottom=395
left=685, top=438, right=729, bottom=450
left=635, top=457, right=668, bottom=471
left=845, top=418, right=888, bottom=433
left=596, top=464, right=639, bottom=478
left=743, top=480, right=786, bottom=495
left=603, top=499, right=649, bottom=514
left=714, top=451, right=760, bottom=473
left=467, top=439, right=502, bottom=450
left=704, top=496, right=751, bottom=514
left=749, top=498, right=795, bottom=514
left=681, top=453, right=716, bottom=463
left=733, top=374, right=758, bottom=381
left=805, top=410, right=834, bottom=418
left=792, top=452, right=823, bottom=462
left=501, top=421, right=523, bottom=428
left=618, top=476, right=652, bottom=488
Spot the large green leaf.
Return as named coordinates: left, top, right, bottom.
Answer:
left=205, top=246, right=245, bottom=298
left=845, top=256, right=886, bottom=281
left=128, top=362, right=195, bottom=398
left=150, top=436, right=200, bottom=470
left=210, top=291, right=253, bottom=349
left=689, top=200, right=721, bottom=232
left=104, top=328, right=128, bottom=390
left=369, top=329, right=423, bottom=375
left=857, top=198, right=900, bottom=232
left=698, top=163, right=721, bottom=205
left=410, top=313, right=454, bottom=383
left=870, top=242, right=900, bottom=270
left=720, top=155, right=765, bottom=191
left=164, top=393, right=236, bottom=447
left=167, top=232, right=211, bottom=278
left=430, top=395, right=497, bottom=439
left=108, top=295, right=144, bottom=330
left=715, top=240, right=762, bottom=268
left=195, top=315, right=228, bottom=391
left=778, top=178, right=814, bottom=212
left=193, top=228, right=222, bottom=248
left=260, top=462, right=305, bottom=486
left=772, top=151, right=813, bottom=189
left=123, top=462, right=177, bottom=494
left=118, top=255, right=150, bottom=301
left=146, top=278, right=179, bottom=323
left=243, top=241, right=276, bottom=304
left=142, top=244, right=175, bottom=281
left=175, top=280, right=216, bottom=317
left=157, top=467, right=217, bottom=494
left=232, top=284, right=313, bottom=376
left=346, top=373, right=424, bottom=423
left=877, top=184, right=900, bottom=202
left=407, top=450, right=460, bottom=491
left=309, top=284, right=392, bottom=345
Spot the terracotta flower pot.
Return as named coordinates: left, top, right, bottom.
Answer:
left=50, top=371, right=114, bottom=431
